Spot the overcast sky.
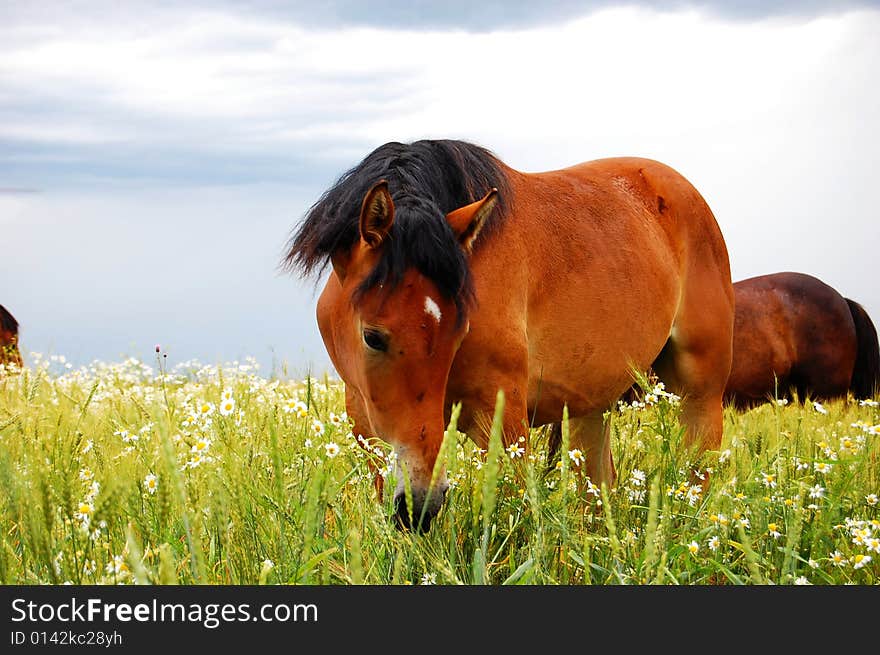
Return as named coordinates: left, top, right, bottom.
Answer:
left=1, top=1, right=878, bottom=378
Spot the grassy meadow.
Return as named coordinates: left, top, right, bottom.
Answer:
left=0, top=353, right=878, bottom=586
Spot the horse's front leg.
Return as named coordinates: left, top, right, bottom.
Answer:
left=448, top=348, right=531, bottom=464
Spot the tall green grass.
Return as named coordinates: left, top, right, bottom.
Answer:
left=0, top=356, right=877, bottom=585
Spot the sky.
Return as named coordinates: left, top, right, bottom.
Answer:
left=1, top=0, right=878, bottom=379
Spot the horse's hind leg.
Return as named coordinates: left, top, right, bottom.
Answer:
left=568, top=411, right=617, bottom=489
left=652, top=292, right=734, bottom=458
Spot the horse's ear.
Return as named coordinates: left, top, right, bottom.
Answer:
left=359, top=180, right=394, bottom=249
left=446, top=188, right=498, bottom=252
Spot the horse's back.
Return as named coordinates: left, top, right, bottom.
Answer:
left=458, top=156, right=733, bottom=422
left=531, top=156, right=730, bottom=274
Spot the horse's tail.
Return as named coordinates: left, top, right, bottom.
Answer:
left=845, top=298, right=880, bottom=399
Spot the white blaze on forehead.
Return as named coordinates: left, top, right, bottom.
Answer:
left=424, top=296, right=442, bottom=323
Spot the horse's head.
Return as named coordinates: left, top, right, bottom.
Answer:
left=318, top=180, right=498, bottom=531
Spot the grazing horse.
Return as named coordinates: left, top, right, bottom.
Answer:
left=0, top=304, right=23, bottom=369
left=724, top=272, right=880, bottom=409
left=286, top=140, right=734, bottom=531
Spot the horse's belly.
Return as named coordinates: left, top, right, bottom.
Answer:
left=525, top=286, right=678, bottom=420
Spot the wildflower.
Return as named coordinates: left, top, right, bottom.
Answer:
left=631, top=469, right=646, bottom=486
left=115, top=429, right=138, bottom=444
left=852, top=554, right=872, bottom=570
left=311, top=419, right=325, bottom=437
left=839, top=436, right=857, bottom=454
left=197, top=401, right=215, bottom=417
left=865, top=538, right=880, bottom=554
left=262, top=559, right=274, bottom=570
left=568, top=449, right=584, bottom=467
left=324, top=442, right=340, bottom=458
left=78, top=468, right=94, bottom=482
left=74, top=501, right=93, bottom=522
left=812, top=401, right=828, bottom=415
left=627, top=487, right=646, bottom=504
left=304, top=438, right=313, bottom=449
left=808, top=559, right=819, bottom=569
left=776, top=398, right=789, bottom=407
left=687, top=541, right=700, bottom=556
left=866, top=494, right=878, bottom=507
left=858, top=399, right=879, bottom=407
left=808, top=485, right=825, bottom=500
left=707, top=535, right=720, bottom=552
left=506, top=443, right=525, bottom=459
left=81, top=440, right=93, bottom=454
left=191, top=438, right=211, bottom=454
left=329, top=412, right=347, bottom=427
left=768, top=523, right=782, bottom=539
left=685, top=484, right=702, bottom=506
left=219, top=397, right=235, bottom=416
left=794, top=576, right=811, bottom=585
left=830, top=551, right=848, bottom=567
left=555, top=460, right=564, bottom=471
left=709, top=513, right=729, bottom=527
left=814, top=462, right=833, bottom=475
left=106, top=555, right=129, bottom=577
left=718, top=449, right=731, bottom=464
left=283, top=399, right=309, bottom=417
left=420, top=572, right=437, bottom=585
left=851, top=528, right=870, bottom=547
left=144, top=474, right=158, bottom=495
left=221, top=388, right=234, bottom=402
left=760, top=472, right=777, bottom=489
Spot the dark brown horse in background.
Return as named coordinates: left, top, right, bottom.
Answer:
left=724, top=272, right=879, bottom=409
left=0, top=304, right=23, bottom=369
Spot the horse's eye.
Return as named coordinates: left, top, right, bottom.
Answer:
left=363, top=329, right=388, bottom=352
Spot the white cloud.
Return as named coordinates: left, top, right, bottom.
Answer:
left=1, top=3, right=878, bottom=370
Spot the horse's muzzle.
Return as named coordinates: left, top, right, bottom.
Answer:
left=393, top=485, right=448, bottom=533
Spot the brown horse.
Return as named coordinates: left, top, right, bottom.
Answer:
left=0, top=304, right=23, bottom=369
left=286, top=140, right=734, bottom=531
left=724, top=272, right=880, bottom=409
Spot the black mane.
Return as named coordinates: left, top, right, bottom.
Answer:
left=0, top=305, right=17, bottom=333
left=283, top=139, right=511, bottom=320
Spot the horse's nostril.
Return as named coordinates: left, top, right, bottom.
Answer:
left=393, top=490, right=442, bottom=533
